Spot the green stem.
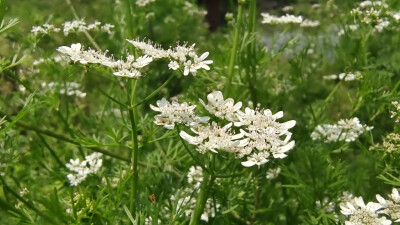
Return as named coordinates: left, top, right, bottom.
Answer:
left=133, top=72, right=176, bottom=108
left=127, top=79, right=139, bottom=215
left=247, top=0, right=257, bottom=103
left=315, top=78, right=345, bottom=119
left=124, top=0, right=134, bottom=39
left=36, top=133, right=65, bottom=167
left=225, top=3, right=244, bottom=96
left=128, top=106, right=139, bottom=215
left=188, top=172, right=214, bottom=225
left=65, top=0, right=101, bottom=51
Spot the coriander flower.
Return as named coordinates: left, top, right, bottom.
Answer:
left=66, top=152, right=103, bottom=186
left=168, top=61, right=180, bottom=70
left=150, top=98, right=209, bottom=129
left=57, top=43, right=152, bottom=78
left=376, top=188, right=400, bottom=222
left=236, top=107, right=296, bottom=167
left=127, top=39, right=169, bottom=59
left=179, top=122, right=247, bottom=154
left=169, top=44, right=213, bottom=76
left=266, top=167, right=281, bottom=180
left=31, top=24, right=60, bottom=35
left=340, top=196, right=391, bottom=225
left=127, top=39, right=213, bottom=76
left=199, top=91, right=242, bottom=121
left=323, top=72, right=360, bottom=81
left=261, top=13, right=303, bottom=24
left=187, top=166, right=203, bottom=189
left=300, top=19, right=320, bottom=27
left=311, top=117, right=373, bottom=143
left=57, top=43, right=83, bottom=62
left=136, top=0, right=155, bottom=7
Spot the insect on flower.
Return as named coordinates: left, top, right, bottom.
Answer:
left=149, top=194, right=156, bottom=204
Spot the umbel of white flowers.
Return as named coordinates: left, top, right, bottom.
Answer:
left=150, top=91, right=296, bottom=167
left=311, top=117, right=373, bottom=143
left=260, top=12, right=320, bottom=27
left=31, top=19, right=115, bottom=36
left=340, top=188, right=400, bottom=224
left=57, top=39, right=212, bottom=78
left=66, top=152, right=103, bottom=186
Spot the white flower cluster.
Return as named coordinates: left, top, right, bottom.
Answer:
left=31, top=24, right=60, bottom=36
left=65, top=192, right=95, bottom=216
left=152, top=91, right=296, bottom=167
left=149, top=98, right=209, bottom=129
left=370, top=132, right=400, bottom=153
left=170, top=166, right=220, bottom=222
left=316, top=198, right=335, bottom=213
left=57, top=39, right=212, bottom=78
left=128, top=39, right=213, bottom=76
left=136, top=0, right=155, bottom=7
left=33, top=55, right=65, bottom=66
left=57, top=43, right=153, bottom=78
left=261, top=12, right=320, bottom=28
left=266, top=167, right=281, bottom=180
left=341, top=188, right=400, bottom=224
left=340, top=196, right=392, bottom=225
left=338, top=24, right=360, bottom=36
left=261, top=13, right=303, bottom=24
left=15, top=187, right=29, bottom=209
left=376, top=188, right=400, bottom=222
left=199, top=90, right=242, bottom=121
left=144, top=216, right=161, bottom=225
left=349, top=1, right=398, bottom=33
left=66, top=152, right=103, bottom=186
left=282, top=6, right=294, bottom=12
left=300, top=19, right=320, bottom=27
left=323, top=72, right=361, bottom=81
left=31, top=19, right=114, bottom=36
left=180, top=122, right=248, bottom=154
left=41, top=81, right=87, bottom=98
left=390, top=101, right=400, bottom=123
left=311, top=117, right=373, bottom=143
left=183, top=2, right=207, bottom=16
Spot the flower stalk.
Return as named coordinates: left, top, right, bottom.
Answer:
left=225, top=2, right=244, bottom=96
left=128, top=79, right=139, bottom=215
left=124, top=0, right=134, bottom=39
left=188, top=169, right=215, bottom=225
left=246, top=0, right=258, bottom=104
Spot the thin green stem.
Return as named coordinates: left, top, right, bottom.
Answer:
left=248, top=0, right=257, bottom=103
left=124, top=0, right=134, bottom=39
left=225, top=3, right=244, bottom=96
left=188, top=172, right=215, bottom=225
left=65, top=0, right=101, bottom=51
left=315, top=78, right=346, bottom=119
left=133, top=72, right=176, bottom=108
left=127, top=79, right=139, bottom=215
left=36, top=133, right=65, bottom=167
left=128, top=106, right=139, bottom=215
